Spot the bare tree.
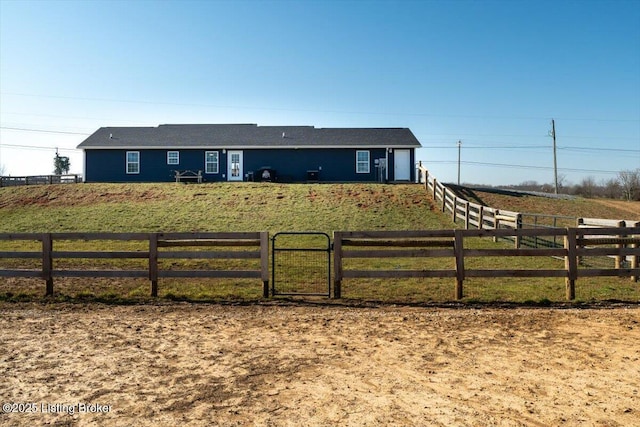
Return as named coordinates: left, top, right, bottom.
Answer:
left=602, top=178, right=622, bottom=199
left=575, top=176, right=597, bottom=198
left=516, top=180, right=540, bottom=191
left=618, top=169, right=640, bottom=201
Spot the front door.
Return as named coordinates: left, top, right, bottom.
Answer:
left=394, top=149, right=410, bottom=181
left=227, top=151, right=243, bottom=181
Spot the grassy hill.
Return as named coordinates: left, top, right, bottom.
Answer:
left=1, top=182, right=637, bottom=304
left=1, top=182, right=636, bottom=233
left=448, top=186, right=640, bottom=221
left=0, top=182, right=452, bottom=233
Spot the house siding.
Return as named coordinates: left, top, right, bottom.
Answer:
left=85, top=149, right=206, bottom=182
left=239, top=148, right=388, bottom=182
left=84, top=147, right=413, bottom=183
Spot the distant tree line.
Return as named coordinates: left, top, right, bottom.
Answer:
left=482, top=169, right=640, bottom=201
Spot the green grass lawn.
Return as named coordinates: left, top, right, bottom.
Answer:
left=0, top=182, right=638, bottom=304
left=0, top=182, right=451, bottom=233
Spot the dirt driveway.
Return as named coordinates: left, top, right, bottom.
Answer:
left=1, top=302, right=638, bottom=426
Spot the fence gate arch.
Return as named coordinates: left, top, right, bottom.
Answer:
left=271, top=232, right=331, bottom=297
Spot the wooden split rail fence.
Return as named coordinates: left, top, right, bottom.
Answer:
left=419, top=164, right=523, bottom=233
left=333, top=227, right=640, bottom=300
left=417, top=164, right=640, bottom=248
left=0, top=232, right=270, bottom=298
left=1, top=228, right=638, bottom=300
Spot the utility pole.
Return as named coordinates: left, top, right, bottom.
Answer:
left=550, top=119, right=558, bottom=194
left=457, top=140, right=462, bottom=186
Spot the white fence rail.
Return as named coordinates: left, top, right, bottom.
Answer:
left=417, top=163, right=639, bottom=249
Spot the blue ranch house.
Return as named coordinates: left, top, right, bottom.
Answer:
left=77, top=124, right=421, bottom=183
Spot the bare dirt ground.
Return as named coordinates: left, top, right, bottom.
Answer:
left=1, top=302, right=638, bottom=427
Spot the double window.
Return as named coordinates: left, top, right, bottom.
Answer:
left=356, top=150, right=370, bottom=174
left=126, top=151, right=140, bottom=174
left=167, top=151, right=179, bottom=165
left=205, top=151, right=219, bottom=174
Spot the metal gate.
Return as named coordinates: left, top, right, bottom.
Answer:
left=272, top=232, right=331, bottom=296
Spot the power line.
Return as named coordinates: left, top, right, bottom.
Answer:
left=3, top=126, right=630, bottom=155
left=3, top=91, right=640, bottom=122
left=422, top=133, right=640, bottom=140
left=0, top=111, right=144, bottom=124
left=423, top=160, right=622, bottom=174
left=423, top=145, right=639, bottom=153
left=5, top=114, right=637, bottom=142
left=557, top=135, right=640, bottom=141
left=0, top=143, right=79, bottom=152
left=2, top=127, right=634, bottom=159
left=0, top=126, right=91, bottom=136
left=558, top=146, right=640, bottom=153
left=424, top=145, right=549, bottom=149
left=4, top=125, right=636, bottom=153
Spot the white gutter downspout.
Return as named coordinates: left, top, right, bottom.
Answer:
left=385, top=148, right=389, bottom=182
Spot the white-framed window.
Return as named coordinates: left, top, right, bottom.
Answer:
left=126, top=151, right=140, bottom=174
left=356, top=150, right=370, bottom=174
left=167, top=151, right=179, bottom=165
left=205, top=151, right=219, bottom=174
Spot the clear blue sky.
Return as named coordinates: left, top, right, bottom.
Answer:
left=1, top=0, right=639, bottom=187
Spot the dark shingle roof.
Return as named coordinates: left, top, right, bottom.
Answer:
left=77, top=124, right=421, bottom=149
